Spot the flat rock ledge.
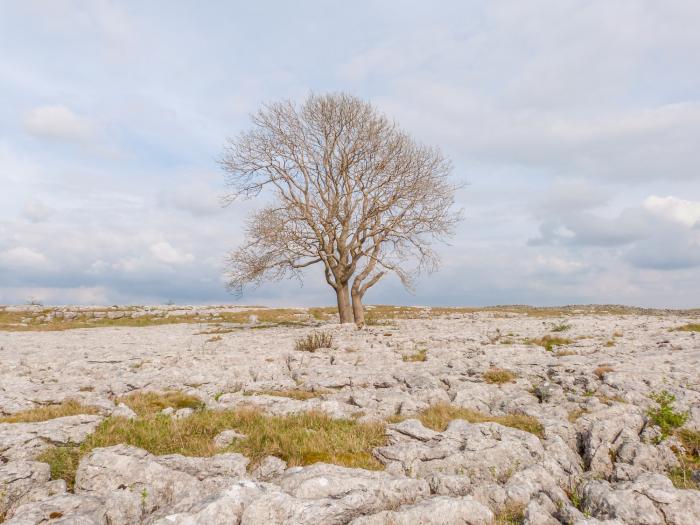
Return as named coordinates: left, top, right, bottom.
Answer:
left=1, top=308, right=700, bottom=523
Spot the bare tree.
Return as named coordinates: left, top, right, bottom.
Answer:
left=221, top=93, right=461, bottom=325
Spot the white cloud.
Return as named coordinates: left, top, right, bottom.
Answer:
left=535, top=255, right=587, bottom=275
left=149, top=241, right=194, bottom=265
left=643, top=195, right=700, bottom=227
left=24, top=105, right=95, bottom=143
left=22, top=199, right=53, bottom=223
left=0, top=246, right=50, bottom=269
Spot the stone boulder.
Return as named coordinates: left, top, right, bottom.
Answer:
left=0, top=415, right=103, bottom=461
left=581, top=473, right=700, bottom=525
left=374, top=419, right=544, bottom=483
left=349, top=495, right=494, bottom=524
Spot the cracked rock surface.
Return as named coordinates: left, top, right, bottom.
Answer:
left=1, top=306, right=699, bottom=523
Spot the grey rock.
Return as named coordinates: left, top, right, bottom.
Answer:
left=112, top=402, right=137, bottom=420
left=173, top=407, right=194, bottom=419
left=375, top=419, right=544, bottom=483
left=250, top=456, right=287, bottom=481
left=213, top=429, right=247, bottom=448
left=581, top=473, right=700, bottom=525
left=0, top=415, right=103, bottom=461
left=4, top=493, right=107, bottom=524
left=0, top=461, right=51, bottom=518
left=349, top=495, right=494, bottom=524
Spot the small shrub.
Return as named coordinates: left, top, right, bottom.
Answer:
left=483, top=368, right=516, bottom=385
left=551, top=323, right=571, bottom=332
left=295, top=331, right=333, bottom=352
left=402, top=349, right=427, bottom=362
left=677, top=323, right=700, bottom=332
left=594, top=365, right=614, bottom=379
left=528, top=335, right=574, bottom=352
left=647, top=390, right=688, bottom=440
left=0, top=400, right=100, bottom=423
left=604, top=340, right=615, bottom=347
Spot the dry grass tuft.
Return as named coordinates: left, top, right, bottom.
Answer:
left=117, top=391, right=204, bottom=417
left=551, top=323, right=572, bottom=332
left=0, top=400, right=100, bottom=423
left=37, top=408, right=386, bottom=489
left=594, top=365, right=615, bottom=379
left=677, top=323, right=700, bottom=332
left=483, top=368, right=516, bottom=385
left=669, top=428, right=700, bottom=490
left=494, top=502, right=526, bottom=524
left=410, top=403, right=543, bottom=438
left=242, top=389, right=325, bottom=401
left=568, top=408, right=588, bottom=423
left=527, top=335, right=574, bottom=352
left=402, top=349, right=428, bottom=362
left=295, top=331, right=333, bottom=352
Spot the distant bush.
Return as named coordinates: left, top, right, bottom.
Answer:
left=295, top=331, right=333, bottom=352
left=647, top=390, right=688, bottom=440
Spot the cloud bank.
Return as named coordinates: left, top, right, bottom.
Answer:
left=0, top=1, right=698, bottom=308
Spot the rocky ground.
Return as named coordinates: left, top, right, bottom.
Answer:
left=1, top=305, right=699, bottom=524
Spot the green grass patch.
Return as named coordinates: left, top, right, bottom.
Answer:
left=37, top=446, right=82, bottom=491
left=37, top=408, right=386, bottom=490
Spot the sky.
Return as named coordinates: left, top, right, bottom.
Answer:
left=1, top=0, right=699, bottom=308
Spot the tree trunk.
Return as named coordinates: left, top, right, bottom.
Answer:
left=351, top=290, right=365, bottom=327
left=336, top=284, right=353, bottom=323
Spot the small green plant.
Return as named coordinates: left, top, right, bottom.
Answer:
left=647, top=390, right=688, bottom=440
left=295, top=331, right=333, bottom=352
